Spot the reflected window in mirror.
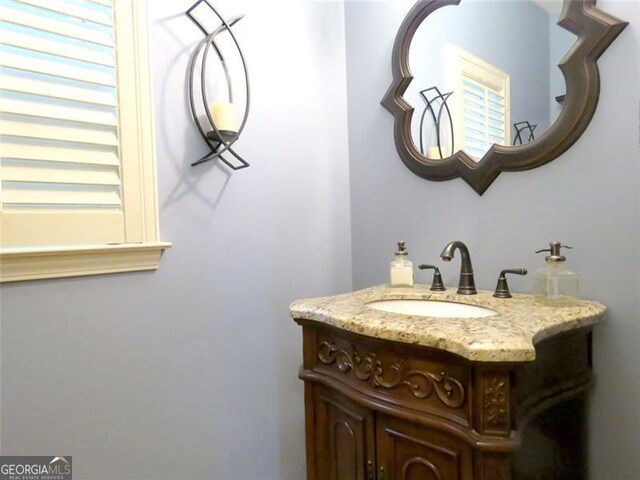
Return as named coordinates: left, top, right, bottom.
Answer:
left=447, top=45, right=510, bottom=161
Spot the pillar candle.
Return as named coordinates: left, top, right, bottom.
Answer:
left=428, top=146, right=443, bottom=159
left=211, top=101, right=238, bottom=133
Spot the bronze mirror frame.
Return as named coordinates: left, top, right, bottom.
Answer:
left=381, top=0, right=627, bottom=195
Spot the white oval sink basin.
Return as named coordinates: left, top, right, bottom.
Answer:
left=366, top=299, right=498, bottom=318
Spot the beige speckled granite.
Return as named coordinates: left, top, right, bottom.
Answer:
left=289, top=284, right=606, bottom=362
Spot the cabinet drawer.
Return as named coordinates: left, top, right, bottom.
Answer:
left=311, top=326, right=471, bottom=426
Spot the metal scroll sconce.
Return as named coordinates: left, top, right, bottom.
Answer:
left=186, top=0, right=250, bottom=169
left=513, top=121, right=537, bottom=146
left=418, top=87, right=455, bottom=159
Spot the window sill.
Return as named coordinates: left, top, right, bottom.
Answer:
left=0, top=242, right=172, bottom=283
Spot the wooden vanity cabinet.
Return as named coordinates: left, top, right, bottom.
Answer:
left=296, top=320, right=594, bottom=480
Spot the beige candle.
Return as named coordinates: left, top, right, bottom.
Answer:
left=211, top=101, right=238, bottom=133
left=428, top=146, right=443, bottom=159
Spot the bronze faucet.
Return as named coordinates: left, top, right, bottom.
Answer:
left=440, top=241, right=477, bottom=295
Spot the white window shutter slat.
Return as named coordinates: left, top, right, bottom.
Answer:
left=0, top=50, right=117, bottom=86
left=1, top=97, right=118, bottom=127
left=3, top=184, right=122, bottom=207
left=15, top=0, right=114, bottom=27
left=0, top=117, right=119, bottom=146
left=1, top=30, right=115, bottom=67
left=86, top=0, right=113, bottom=7
left=1, top=139, right=119, bottom=166
left=2, top=159, right=121, bottom=186
left=0, top=137, right=120, bottom=167
left=2, top=7, right=113, bottom=46
left=0, top=73, right=117, bottom=107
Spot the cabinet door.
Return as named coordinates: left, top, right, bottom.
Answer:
left=314, top=386, right=376, bottom=480
left=376, top=415, right=473, bottom=480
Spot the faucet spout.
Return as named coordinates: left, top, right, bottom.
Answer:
left=440, top=241, right=477, bottom=295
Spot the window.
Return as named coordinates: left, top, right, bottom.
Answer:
left=445, top=45, right=510, bottom=161
left=0, top=0, right=170, bottom=282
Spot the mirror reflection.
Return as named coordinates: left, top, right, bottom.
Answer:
left=406, top=0, right=576, bottom=161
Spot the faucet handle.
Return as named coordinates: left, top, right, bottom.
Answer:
left=418, top=264, right=446, bottom=291
left=493, top=268, right=528, bottom=298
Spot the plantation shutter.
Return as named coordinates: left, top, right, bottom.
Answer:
left=461, top=77, right=508, bottom=160
left=446, top=45, right=510, bottom=162
left=0, top=0, right=125, bottom=248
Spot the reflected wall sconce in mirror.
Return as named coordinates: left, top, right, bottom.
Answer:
left=418, top=86, right=455, bottom=159
left=513, top=121, right=537, bottom=145
left=187, top=0, right=250, bottom=169
left=382, top=0, right=627, bottom=195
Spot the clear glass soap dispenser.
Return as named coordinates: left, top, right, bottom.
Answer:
left=534, top=241, right=579, bottom=306
left=390, top=241, right=414, bottom=287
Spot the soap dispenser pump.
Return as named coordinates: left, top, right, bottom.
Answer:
left=534, top=241, right=579, bottom=305
left=390, top=241, right=414, bottom=287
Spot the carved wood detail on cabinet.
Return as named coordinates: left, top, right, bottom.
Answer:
left=478, top=371, right=511, bottom=436
left=296, top=321, right=595, bottom=480
left=317, top=340, right=465, bottom=408
left=311, top=327, right=472, bottom=426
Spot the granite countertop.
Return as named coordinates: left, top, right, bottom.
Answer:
left=289, top=284, right=606, bottom=362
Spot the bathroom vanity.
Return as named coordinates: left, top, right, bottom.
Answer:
left=291, top=285, right=605, bottom=480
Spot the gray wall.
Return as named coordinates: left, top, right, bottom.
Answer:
left=0, top=1, right=351, bottom=479
left=345, top=1, right=639, bottom=479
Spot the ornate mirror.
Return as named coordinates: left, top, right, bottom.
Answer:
left=382, top=0, right=627, bottom=195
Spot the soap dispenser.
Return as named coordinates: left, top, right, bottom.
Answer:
left=534, top=241, right=579, bottom=306
left=390, top=241, right=414, bottom=287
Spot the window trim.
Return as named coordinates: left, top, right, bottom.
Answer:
left=0, top=0, right=171, bottom=283
left=1, top=242, right=171, bottom=282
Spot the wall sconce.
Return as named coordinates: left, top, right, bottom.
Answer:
left=418, top=86, right=455, bottom=159
left=513, top=121, right=537, bottom=145
left=186, top=0, right=250, bottom=169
